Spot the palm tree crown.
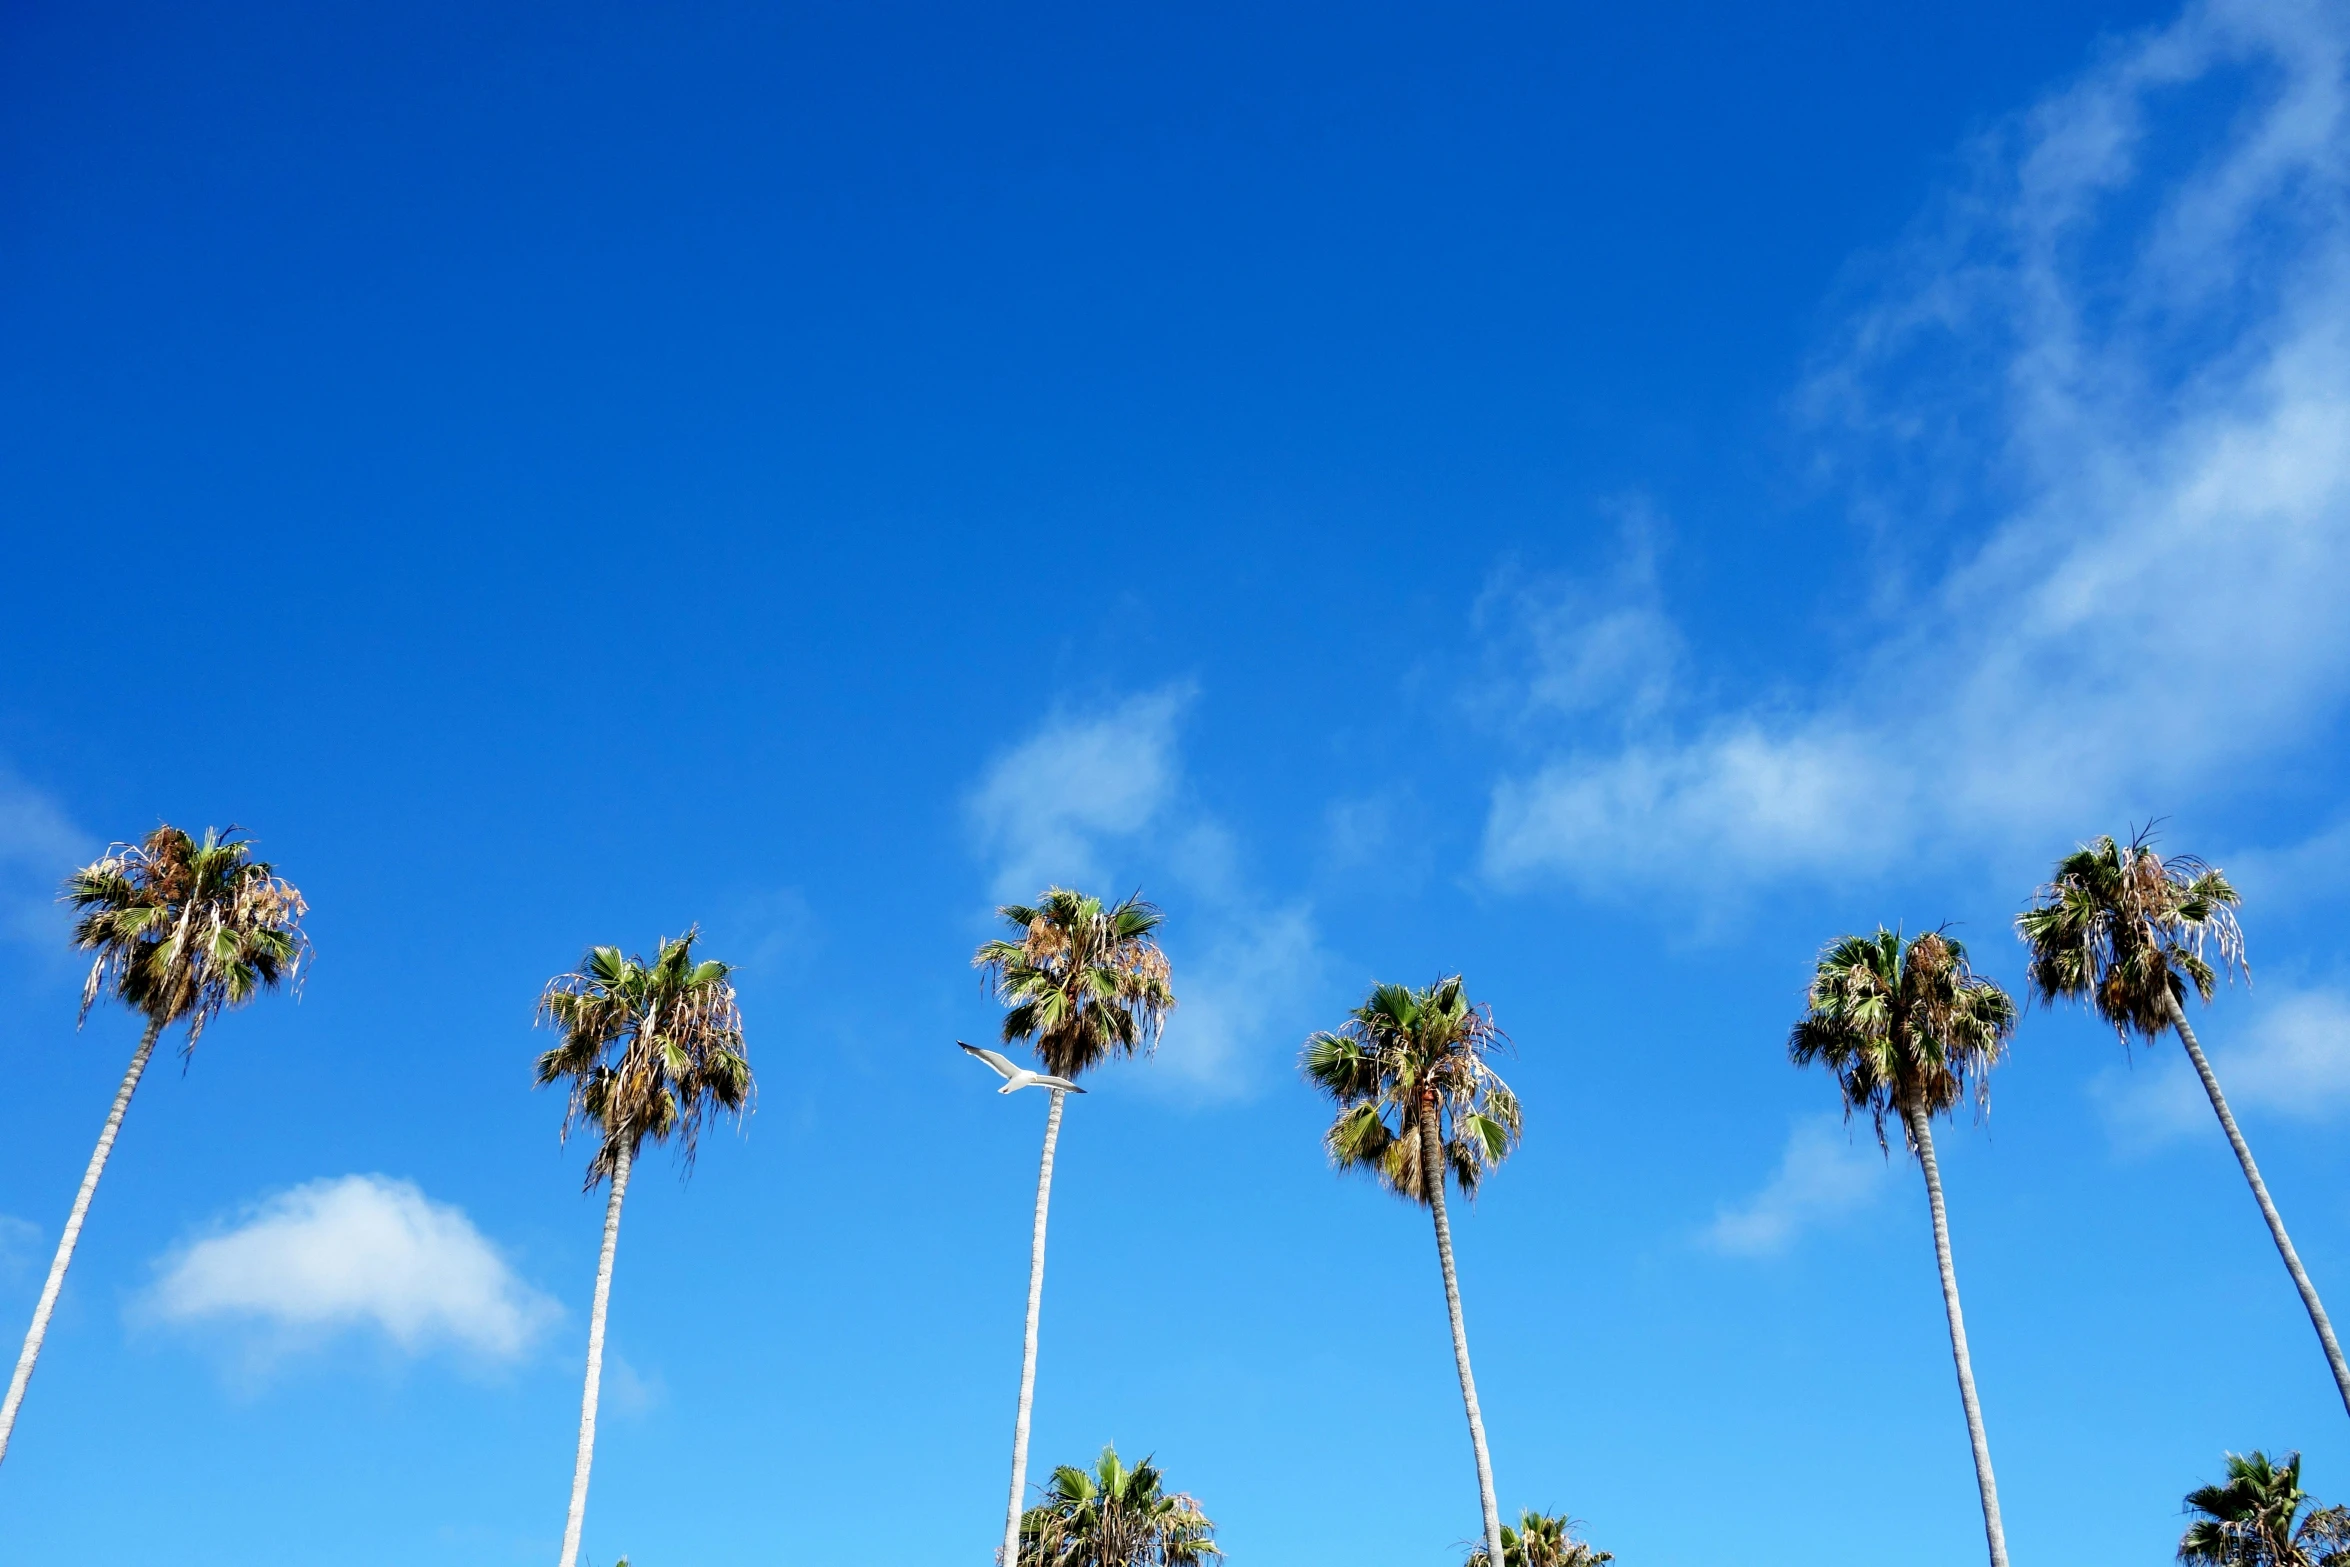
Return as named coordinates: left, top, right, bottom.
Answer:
left=2181, top=1450, right=2350, bottom=1566
left=1303, top=976, right=1521, bottom=1204
left=974, top=888, right=1175, bottom=1081
left=1464, top=1511, right=1613, bottom=1567
left=1018, top=1445, right=1220, bottom=1567
left=535, top=928, right=752, bottom=1186
left=65, top=824, right=311, bottom=1051
left=1789, top=929, right=2017, bottom=1148
left=2015, top=827, right=2245, bottom=1043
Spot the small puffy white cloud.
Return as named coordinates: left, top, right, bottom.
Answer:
left=1482, top=0, right=2350, bottom=896
left=1705, top=1115, right=1892, bottom=1257
left=2094, top=986, right=2350, bottom=1147
left=968, top=687, right=1191, bottom=900
left=147, top=1175, right=556, bottom=1360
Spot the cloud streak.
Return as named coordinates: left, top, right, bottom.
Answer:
left=967, top=691, right=1329, bottom=1097
left=2094, top=984, right=2350, bottom=1146
left=1705, top=1115, right=1893, bottom=1257
left=146, top=1175, right=557, bottom=1361
left=1485, top=0, right=2350, bottom=895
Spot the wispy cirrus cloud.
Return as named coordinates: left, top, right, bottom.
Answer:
left=1485, top=0, right=2350, bottom=896
left=966, top=689, right=1328, bottom=1097
left=144, top=1175, right=557, bottom=1363
left=2093, top=984, right=2350, bottom=1148
left=969, top=687, right=1192, bottom=903
left=0, top=770, right=87, bottom=949
left=1705, top=1114, right=1894, bottom=1257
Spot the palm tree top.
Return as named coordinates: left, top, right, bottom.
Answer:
left=2017, top=826, right=2246, bottom=1046
left=63, top=823, right=311, bottom=1054
left=535, top=927, right=751, bottom=1188
left=1019, top=1443, right=1220, bottom=1567
left=1789, top=927, right=2016, bottom=1150
left=1464, top=1510, right=1614, bottom=1567
left=973, top=886, right=1175, bottom=1082
left=1302, top=974, right=1522, bottom=1205
left=2180, top=1449, right=2350, bottom=1566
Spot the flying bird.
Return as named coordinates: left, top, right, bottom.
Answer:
left=958, top=1042, right=1087, bottom=1094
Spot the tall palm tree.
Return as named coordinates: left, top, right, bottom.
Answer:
left=1463, top=1510, right=1613, bottom=1567
left=0, top=825, right=309, bottom=1469
left=1017, top=1444, right=1220, bottom=1567
left=536, top=929, right=751, bottom=1567
left=2018, top=829, right=2350, bottom=1419
left=2180, top=1450, right=2350, bottom=1566
left=1790, top=928, right=2017, bottom=1567
left=975, top=888, right=1175, bottom=1567
left=1301, top=975, right=1523, bottom=1567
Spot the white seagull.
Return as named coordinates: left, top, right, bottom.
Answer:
left=958, top=1041, right=1087, bottom=1094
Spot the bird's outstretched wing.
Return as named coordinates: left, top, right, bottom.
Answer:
left=958, top=1041, right=1019, bottom=1080
left=1033, top=1074, right=1087, bottom=1094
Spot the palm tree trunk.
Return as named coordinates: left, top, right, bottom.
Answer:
left=558, top=1143, right=632, bottom=1567
left=1904, top=1104, right=2008, bottom=1567
left=0, top=1014, right=164, bottom=1469
left=1001, top=1088, right=1066, bottom=1567
left=2170, top=1000, right=2350, bottom=1419
left=1419, top=1098, right=1507, bottom=1567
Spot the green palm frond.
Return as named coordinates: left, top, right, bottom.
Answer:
left=1018, top=1444, right=1220, bottom=1567
left=2018, top=826, right=2246, bottom=1046
left=1301, top=974, right=1521, bottom=1206
left=2180, top=1450, right=2350, bottom=1566
left=63, top=824, right=312, bottom=1054
left=1789, top=927, right=2015, bottom=1152
left=974, top=887, right=1176, bottom=1082
left=1462, top=1510, right=1614, bottom=1567
left=535, top=927, right=752, bottom=1189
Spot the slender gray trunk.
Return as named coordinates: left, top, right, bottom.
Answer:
left=0, top=1014, right=166, bottom=1469
left=1001, top=1088, right=1065, bottom=1567
left=558, top=1143, right=632, bottom=1567
left=2170, top=1000, right=2350, bottom=1419
left=1419, top=1098, right=1507, bottom=1567
left=1904, top=1104, right=2009, bottom=1567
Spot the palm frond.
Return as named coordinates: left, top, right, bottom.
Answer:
left=62, top=824, right=311, bottom=1054
left=535, top=927, right=752, bottom=1189
left=1299, top=975, right=1521, bottom=1208
left=974, top=887, right=1176, bottom=1082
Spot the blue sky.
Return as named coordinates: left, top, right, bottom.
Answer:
left=5, top=0, right=2350, bottom=1561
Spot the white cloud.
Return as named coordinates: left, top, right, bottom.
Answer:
left=0, top=771, right=87, bottom=949
left=145, top=1175, right=557, bottom=1360
left=0, top=1215, right=41, bottom=1284
left=1155, top=903, right=1324, bottom=1097
left=2094, top=985, right=2350, bottom=1146
left=968, top=691, right=1333, bottom=1094
left=968, top=687, right=1191, bottom=900
left=1705, top=1114, right=1893, bottom=1257
left=1484, top=0, right=2350, bottom=894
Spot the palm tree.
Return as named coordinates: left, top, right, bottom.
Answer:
left=1790, top=928, right=2017, bottom=1567
left=536, top=929, right=751, bottom=1567
left=1017, top=1444, right=1220, bottom=1567
left=1301, top=975, right=1522, bottom=1567
left=2018, top=828, right=2350, bottom=1419
left=975, top=888, right=1175, bottom=1567
left=0, top=825, right=309, bottom=1469
left=1463, top=1510, right=1613, bottom=1567
left=2181, top=1450, right=2350, bottom=1566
